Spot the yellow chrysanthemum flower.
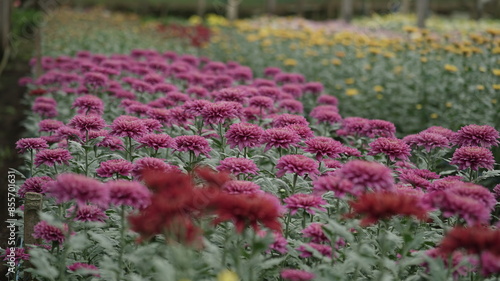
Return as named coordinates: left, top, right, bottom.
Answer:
left=493, top=69, right=500, bottom=76
left=283, top=58, right=297, bottom=66
left=420, top=57, right=428, bottom=63
left=345, top=88, right=359, bottom=96
left=331, top=58, right=342, bottom=65
left=345, top=78, right=355, bottom=85
left=430, top=113, right=439, bottom=119
left=476, top=85, right=485, bottom=90
left=217, top=270, right=239, bottom=281
left=444, top=64, right=458, bottom=72
left=373, top=85, right=384, bottom=92
left=416, top=104, right=423, bottom=110
left=493, top=84, right=500, bottom=90
left=492, top=99, right=498, bottom=104
left=445, top=102, right=453, bottom=108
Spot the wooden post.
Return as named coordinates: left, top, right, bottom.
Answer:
left=23, top=192, right=43, bottom=281
left=226, top=0, right=239, bottom=22
left=267, top=0, right=277, bottom=15
left=0, top=0, right=10, bottom=55
left=326, top=0, right=336, bottom=19
left=416, top=0, right=429, bottom=28
left=401, top=0, right=411, bottom=13
left=340, top=0, right=353, bottom=23
left=197, top=0, right=206, bottom=17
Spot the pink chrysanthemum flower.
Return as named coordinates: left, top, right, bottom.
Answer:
left=217, top=157, right=259, bottom=176
left=166, top=92, right=191, bottom=104
left=303, top=82, right=324, bottom=94
left=225, top=122, right=264, bottom=151
left=261, top=128, right=300, bottom=152
left=368, top=137, right=411, bottom=161
left=403, top=132, right=450, bottom=152
left=269, top=232, right=288, bottom=254
left=281, top=84, right=303, bottom=98
left=173, top=135, right=211, bottom=158
left=33, top=221, right=67, bottom=244
left=248, top=96, right=274, bottom=110
left=137, top=133, right=172, bottom=150
left=313, top=175, right=355, bottom=198
left=38, top=119, right=64, bottom=133
left=110, top=115, right=148, bottom=139
left=310, top=107, right=342, bottom=125
left=339, top=117, right=370, bottom=137
left=304, top=137, right=344, bottom=161
left=213, top=88, right=247, bottom=103
left=323, top=159, right=343, bottom=169
left=285, top=124, right=314, bottom=140
left=337, top=160, right=394, bottom=193
left=46, top=173, right=109, bottom=207
left=32, top=102, right=58, bottom=118
left=263, top=67, right=282, bottom=77
left=302, top=223, right=329, bottom=243
left=427, top=177, right=463, bottom=193
left=96, top=159, right=134, bottom=178
left=166, top=107, right=193, bottom=127
left=278, top=99, right=304, bottom=114
left=182, top=100, right=212, bottom=116
left=67, top=262, right=100, bottom=276
left=0, top=248, right=30, bottom=265
left=317, top=94, right=338, bottom=106
left=452, top=124, right=500, bottom=148
left=281, top=269, right=315, bottom=281
left=16, top=138, right=49, bottom=153
left=365, top=119, right=396, bottom=138
left=83, top=72, right=108, bottom=89
left=450, top=146, right=495, bottom=170
left=34, top=148, right=72, bottom=167
left=272, top=114, right=309, bottom=128
left=493, top=184, right=500, bottom=201
left=97, top=136, right=124, bottom=151
left=276, top=155, right=319, bottom=178
left=68, top=205, right=108, bottom=222
left=201, top=101, right=241, bottom=124
left=141, top=118, right=163, bottom=133
left=426, top=183, right=495, bottom=225
left=106, top=180, right=151, bottom=209
left=146, top=108, right=170, bottom=123
left=296, top=243, right=332, bottom=258
left=132, top=157, right=179, bottom=179
left=284, top=193, right=327, bottom=215
left=398, top=169, right=432, bottom=189
left=72, top=95, right=104, bottom=115
left=68, top=114, right=107, bottom=132
left=257, top=86, right=282, bottom=101
left=222, top=180, right=263, bottom=195
left=18, top=176, right=53, bottom=198
left=422, top=126, right=455, bottom=140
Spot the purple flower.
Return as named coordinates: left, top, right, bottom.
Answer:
left=38, top=119, right=64, bottom=133
left=83, top=72, right=108, bottom=89
left=248, top=96, right=274, bottom=111
left=264, top=67, right=282, bottom=77
left=97, top=136, right=124, bottom=151
left=132, top=157, right=179, bottom=179
left=422, top=126, right=455, bottom=140
left=45, top=173, right=109, bottom=207
left=106, top=180, right=151, bottom=209
left=68, top=205, right=108, bottom=222
left=67, top=262, right=100, bottom=276
left=222, top=180, right=263, bottom=195
left=68, top=114, right=107, bottom=132
left=225, top=122, right=264, bottom=151
left=339, top=117, right=370, bottom=137
left=0, top=248, right=30, bottom=265
left=450, top=146, right=495, bottom=170
left=280, top=269, right=315, bottom=281
left=276, top=155, right=319, bottom=177
left=34, top=148, right=72, bottom=167
left=452, top=124, right=500, bottom=148
left=96, top=159, right=134, bottom=178
left=146, top=108, right=170, bottom=123
left=303, top=82, right=324, bottom=94
left=33, top=221, right=67, bottom=244
left=18, top=176, right=53, bottom=198
left=398, top=169, right=432, bottom=189
left=137, top=133, right=172, bottom=150
left=72, top=95, right=104, bottom=115
left=285, top=124, right=314, bottom=140
left=173, top=135, right=211, bottom=158
left=403, top=132, right=450, bottom=152
left=368, top=137, right=411, bottom=161
left=317, top=94, right=338, bottom=106
left=110, top=115, right=148, bottom=139
left=313, top=175, right=354, bottom=198
left=261, top=128, right=300, bottom=152
left=304, top=137, right=344, bottom=161
left=337, top=160, right=394, bottom=194
left=272, top=114, right=309, bottom=128
left=15, top=138, right=49, bottom=153
left=278, top=99, right=304, bottom=114
left=182, top=99, right=212, bottom=116
left=365, top=119, right=396, bottom=138
left=269, top=232, right=288, bottom=254
left=201, top=101, right=241, bottom=124
left=32, top=102, right=58, bottom=118
left=284, top=193, right=327, bottom=215
left=213, top=88, right=247, bottom=103
left=217, top=157, right=259, bottom=176
left=302, top=223, right=329, bottom=243
left=296, top=243, right=332, bottom=258
left=310, top=105, right=342, bottom=125
left=281, top=84, right=303, bottom=98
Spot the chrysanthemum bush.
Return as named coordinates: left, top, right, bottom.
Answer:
left=5, top=49, right=500, bottom=281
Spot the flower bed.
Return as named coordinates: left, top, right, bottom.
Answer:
left=6, top=48, right=500, bottom=280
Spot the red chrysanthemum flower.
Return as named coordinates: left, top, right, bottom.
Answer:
left=347, top=191, right=428, bottom=226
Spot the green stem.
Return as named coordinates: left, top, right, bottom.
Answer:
left=30, top=149, right=34, bottom=177
left=117, top=205, right=126, bottom=281
left=58, top=206, right=77, bottom=281
left=291, top=174, right=298, bottom=195
left=284, top=210, right=292, bottom=239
